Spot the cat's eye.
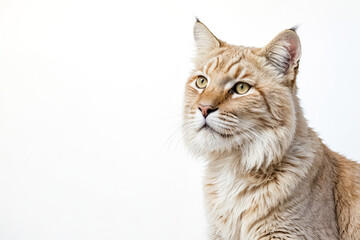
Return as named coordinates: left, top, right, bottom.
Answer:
left=195, top=76, right=208, bottom=89
left=234, top=82, right=251, bottom=95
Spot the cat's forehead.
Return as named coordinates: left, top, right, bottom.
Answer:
left=199, top=47, right=257, bottom=84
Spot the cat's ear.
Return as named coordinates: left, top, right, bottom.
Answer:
left=262, top=29, right=301, bottom=73
left=193, top=19, right=221, bottom=56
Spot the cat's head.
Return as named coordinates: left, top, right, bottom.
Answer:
left=183, top=20, right=302, bottom=171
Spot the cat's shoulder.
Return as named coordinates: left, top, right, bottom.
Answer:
left=328, top=147, right=360, bottom=240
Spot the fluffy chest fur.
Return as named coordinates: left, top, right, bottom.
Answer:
left=203, top=146, right=339, bottom=240
left=204, top=162, right=265, bottom=240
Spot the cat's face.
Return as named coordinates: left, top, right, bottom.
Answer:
left=183, top=21, right=302, bottom=171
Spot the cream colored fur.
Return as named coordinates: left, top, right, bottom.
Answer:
left=183, top=20, right=360, bottom=240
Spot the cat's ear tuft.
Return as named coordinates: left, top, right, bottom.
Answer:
left=289, top=25, right=298, bottom=32
left=193, top=20, right=220, bottom=56
left=263, top=29, right=301, bottom=73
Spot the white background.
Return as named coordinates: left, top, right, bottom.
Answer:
left=0, top=0, right=359, bottom=239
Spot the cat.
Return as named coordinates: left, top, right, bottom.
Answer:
left=182, top=19, right=360, bottom=240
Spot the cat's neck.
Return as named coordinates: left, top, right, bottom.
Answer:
left=203, top=114, right=328, bottom=240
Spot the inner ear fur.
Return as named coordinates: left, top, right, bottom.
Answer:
left=262, top=29, right=302, bottom=74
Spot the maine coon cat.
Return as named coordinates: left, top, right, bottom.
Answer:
left=182, top=19, right=360, bottom=240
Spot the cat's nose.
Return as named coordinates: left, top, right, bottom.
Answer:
left=198, top=104, right=218, bottom=118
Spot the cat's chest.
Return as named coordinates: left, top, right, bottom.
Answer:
left=203, top=172, right=267, bottom=239
left=203, top=171, right=338, bottom=240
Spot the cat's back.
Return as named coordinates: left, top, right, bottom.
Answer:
left=329, top=147, right=360, bottom=239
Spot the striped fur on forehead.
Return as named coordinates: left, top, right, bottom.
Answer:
left=198, top=49, right=257, bottom=82
left=202, top=56, right=220, bottom=74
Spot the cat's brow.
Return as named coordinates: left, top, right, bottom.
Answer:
left=235, top=67, right=249, bottom=79
left=224, top=56, right=242, bottom=73
left=203, top=56, right=220, bottom=74
left=224, top=79, right=239, bottom=90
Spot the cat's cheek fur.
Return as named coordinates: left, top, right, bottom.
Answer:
left=183, top=89, right=297, bottom=171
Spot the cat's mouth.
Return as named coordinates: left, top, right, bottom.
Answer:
left=199, top=124, right=233, bottom=138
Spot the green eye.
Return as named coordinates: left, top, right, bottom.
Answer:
left=234, top=82, right=251, bottom=95
left=195, top=76, right=208, bottom=89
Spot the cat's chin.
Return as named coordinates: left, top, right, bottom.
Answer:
left=200, top=125, right=234, bottom=138
left=183, top=127, right=236, bottom=156
left=183, top=124, right=296, bottom=171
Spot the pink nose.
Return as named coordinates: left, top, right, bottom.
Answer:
left=198, top=104, right=218, bottom=118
